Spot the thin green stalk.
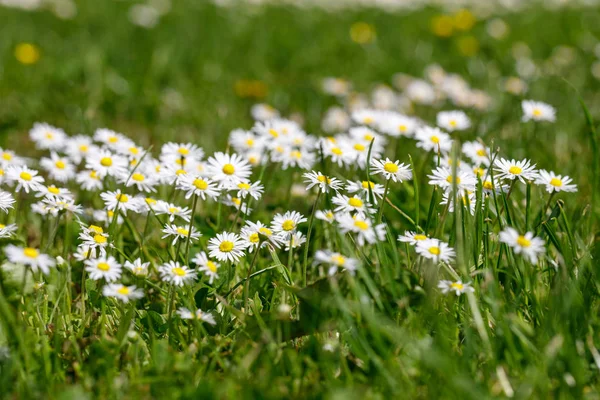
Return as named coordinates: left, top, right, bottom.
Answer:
left=184, top=194, right=199, bottom=264
left=302, top=188, right=322, bottom=286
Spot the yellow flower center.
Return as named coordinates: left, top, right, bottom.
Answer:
left=532, top=108, right=542, bottom=117
left=550, top=178, right=562, bottom=187
left=20, top=171, right=32, bottom=181
left=364, top=133, right=374, bottom=141
left=132, top=173, right=145, bottom=182
left=331, top=255, right=346, bottom=266
left=354, top=220, right=369, bottom=230
left=483, top=181, right=494, bottom=190
left=93, top=234, right=107, bottom=244
left=145, top=198, right=157, bottom=205
left=331, top=147, right=343, bottom=156
left=361, top=181, right=375, bottom=189
left=259, top=227, right=272, bottom=236
left=449, top=119, right=457, bottom=127
left=45, top=132, right=54, bottom=139
left=383, top=162, right=398, bottom=173
left=317, top=175, right=330, bottom=183
left=191, top=178, right=207, bottom=190
left=48, top=186, right=60, bottom=194
left=100, top=157, right=113, bottom=167
left=55, top=160, right=65, bottom=169
left=177, top=227, right=189, bottom=236
left=238, top=182, right=251, bottom=190
left=363, top=117, right=373, bottom=124
left=246, top=139, right=255, bottom=147
left=508, top=166, right=522, bottom=175
left=89, top=225, right=103, bottom=234
left=23, top=247, right=39, bottom=258
left=353, top=143, right=366, bottom=151
left=430, top=136, right=440, bottom=144
left=282, top=220, right=295, bottom=231
left=474, top=167, right=485, bottom=177
left=348, top=197, right=363, bottom=208
left=108, top=136, right=119, bottom=144
left=414, top=234, right=427, bottom=241
left=268, top=129, right=279, bottom=138
left=249, top=233, right=260, bottom=243
left=97, top=262, right=110, bottom=271
left=90, top=170, right=98, bottom=179
left=207, top=261, right=217, bottom=273
left=115, top=193, right=129, bottom=203
left=117, top=286, right=130, bottom=295
left=175, top=169, right=186, bottom=176
left=2, top=153, right=12, bottom=161
left=172, top=267, right=186, bottom=276
left=222, top=163, right=235, bottom=175
left=445, top=176, right=461, bottom=184
left=219, top=241, right=234, bottom=252
left=476, top=149, right=486, bottom=157
left=398, top=124, right=407, bottom=132
left=291, top=150, right=302, bottom=159
left=516, top=235, right=531, bottom=248
left=178, top=147, right=189, bottom=156
left=428, top=246, right=441, bottom=255
left=450, top=282, right=464, bottom=290
left=232, top=197, right=241, bottom=206
left=79, top=144, right=89, bottom=152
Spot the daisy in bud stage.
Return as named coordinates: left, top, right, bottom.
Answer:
left=161, top=224, right=201, bottom=246
left=154, top=201, right=192, bottom=223
left=303, top=171, right=343, bottom=193
left=207, top=152, right=252, bottom=186
left=370, top=158, right=412, bottom=183
left=159, top=261, right=197, bottom=286
left=336, top=213, right=386, bottom=245
left=177, top=307, right=217, bottom=325
left=85, top=256, right=122, bottom=282
left=315, top=209, right=335, bottom=223
left=29, top=122, right=67, bottom=151
left=208, top=232, right=247, bottom=263
left=346, top=180, right=385, bottom=199
left=0, top=191, right=15, bottom=213
left=415, top=126, right=453, bottom=153
left=124, top=258, right=150, bottom=277
left=438, top=280, right=475, bottom=296
left=499, top=227, right=545, bottom=264
left=494, top=158, right=538, bottom=183
left=416, top=239, right=456, bottom=263
left=192, top=251, right=221, bottom=284
left=314, top=250, right=359, bottom=276
left=102, top=284, right=144, bottom=303
left=436, top=110, right=471, bottom=132
left=428, top=166, right=477, bottom=193
left=7, top=166, right=45, bottom=193
left=4, top=245, right=56, bottom=275
left=40, top=152, right=76, bottom=182
left=522, top=100, right=556, bottom=122
left=0, top=223, right=17, bottom=238
left=398, top=231, right=429, bottom=246
left=535, top=170, right=577, bottom=193
left=271, top=211, right=307, bottom=239
left=176, top=174, right=221, bottom=200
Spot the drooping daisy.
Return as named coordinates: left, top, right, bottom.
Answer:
left=0, top=223, right=17, bottom=238
left=415, top=126, right=452, bottom=153
left=192, top=251, right=221, bottom=284
left=499, top=227, right=545, bottom=264
left=302, top=171, right=343, bottom=193
left=176, top=307, right=217, bottom=325
left=415, top=239, right=456, bottom=263
left=158, top=261, right=197, bottom=286
left=29, top=122, right=67, bottom=151
left=494, top=158, right=538, bottom=183
left=522, top=100, right=556, bottom=122
left=84, top=256, right=122, bottom=282
left=345, top=180, right=386, bottom=199
left=397, top=231, right=429, bottom=246
left=207, top=232, right=247, bottom=263
left=336, top=213, right=386, bottom=246
left=102, top=284, right=144, bottom=303
left=314, top=250, right=359, bottom=276
left=40, top=152, right=76, bottom=182
left=370, top=158, right=412, bottom=183
left=0, top=191, right=15, bottom=213
left=535, top=170, right=577, bottom=193
left=4, top=245, right=56, bottom=275
left=206, top=152, right=252, bottom=186
left=6, top=166, right=45, bottom=193
left=161, top=224, right=201, bottom=246
left=176, top=174, right=221, bottom=200
left=437, top=280, right=475, bottom=296
left=271, top=211, right=307, bottom=239
left=436, top=110, right=471, bottom=132
left=124, top=258, right=151, bottom=277
left=428, top=166, right=477, bottom=193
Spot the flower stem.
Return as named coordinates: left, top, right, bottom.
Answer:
left=376, top=179, right=391, bottom=224
left=302, top=188, right=322, bottom=287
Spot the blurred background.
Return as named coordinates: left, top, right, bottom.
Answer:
left=1, top=0, right=600, bottom=155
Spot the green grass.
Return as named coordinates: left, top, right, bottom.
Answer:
left=0, top=1, right=600, bottom=399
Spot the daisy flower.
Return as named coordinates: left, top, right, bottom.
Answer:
left=499, top=227, right=545, bottom=264
left=84, top=256, right=122, bottom=282
left=240, top=221, right=282, bottom=251
left=93, top=128, right=128, bottom=150
left=0, top=148, right=25, bottom=167
left=351, top=108, right=381, bottom=126
left=494, top=158, right=538, bottom=183
left=160, top=142, right=204, bottom=164
left=228, top=180, right=265, bottom=200
left=440, top=190, right=477, bottom=215
left=397, top=231, right=429, bottom=245
left=100, top=190, right=140, bottom=214
left=35, top=185, right=73, bottom=200
left=154, top=201, right=192, bottom=223
left=370, top=158, right=412, bottom=183
left=462, top=141, right=490, bottom=166
left=7, top=166, right=45, bottom=193
left=346, top=180, right=386, bottom=199
left=314, top=250, right=359, bottom=276
left=40, top=152, right=76, bottom=182
left=522, top=100, right=556, bottom=122
left=0, top=223, right=17, bottom=238
left=176, top=174, right=221, bottom=200
left=415, top=126, right=452, bottom=153
left=437, top=280, right=475, bottom=296
left=192, top=251, right=221, bottom=284
left=436, top=110, right=471, bottom=132
left=207, top=232, right=247, bottom=263
left=65, top=135, right=98, bottom=164
left=302, top=171, right=343, bottom=193
left=124, top=258, right=150, bottom=277
left=332, top=194, right=373, bottom=216
left=86, top=150, right=128, bottom=178
left=76, top=170, right=103, bottom=191
left=117, top=170, right=158, bottom=193
left=283, top=231, right=306, bottom=251
left=271, top=211, right=307, bottom=239
left=102, top=284, right=144, bottom=303
left=223, top=196, right=253, bottom=215
left=482, top=176, right=509, bottom=194
left=176, top=307, right=217, bottom=325
left=0, top=191, right=15, bottom=213
left=315, top=209, right=335, bottom=223
left=416, top=239, right=456, bottom=263
left=206, top=152, right=252, bottom=186
left=78, top=226, right=110, bottom=256
left=428, top=166, right=477, bottom=193
left=378, top=113, right=419, bottom=137
left=535, top=170, right=577, bottom=193
left=161, top=224, right=201, bottom=246
left=336, top=213, right=386, bottom=246
left=29, top=122, right=67, bottom=151
left=42, top=195, right=83, bottom=215
left=158, top=261, right=197, bottom=286
left=4, top=245, right=56, bottom=275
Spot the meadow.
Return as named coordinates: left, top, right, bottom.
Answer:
left=1, top=1, right=600, bottom=398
